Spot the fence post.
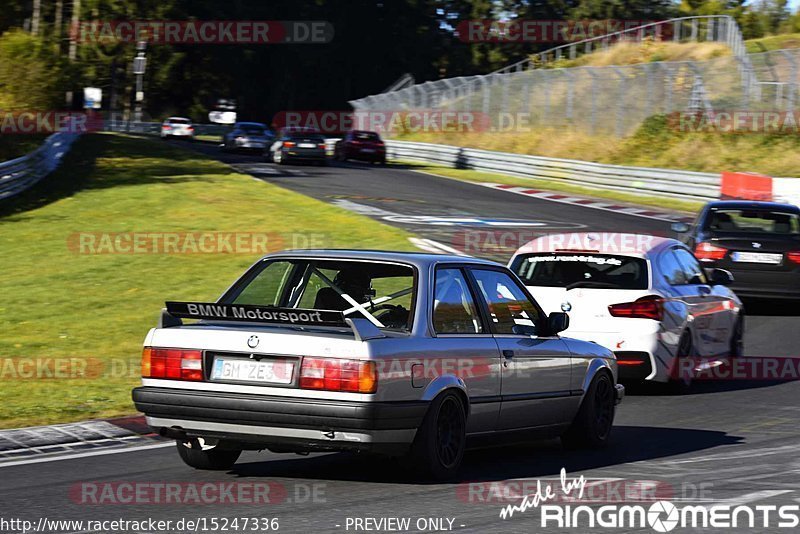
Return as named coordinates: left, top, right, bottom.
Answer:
left=645, top=63, right=655, bottom=118
left=614, top=67, right=627, bottom=136
left=663, top=64, right=674, bottom=113
left=587, top=69, right=599, bottom=135
left=501, top=73, right=510, bottom=117
left=481, top=76, right=490, bottom=116
left=780, top=50, right=798, bottom=111
left=521, top=72, right=532, bottom=118
left=564, top=70, right=575, bottom=121
left=543, top=73, right=551, bottom=126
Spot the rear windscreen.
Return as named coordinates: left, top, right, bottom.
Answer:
left=354, top=131, right=380, bottom=141
left=168, top=118, right=189, bottom=124
left=511, top=253, right=649, bottom=290
left=289, top=134, right=325, bottom=142
left=242, top=126, right=266, bottom=135
left=704, top=209, right=800, bottom=235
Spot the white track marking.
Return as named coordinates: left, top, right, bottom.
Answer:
left=409, top=237, right=471, bottom=256
left=711, top=490, right=792, bottom=506
left=409, top=168, right=687, bottom=222
left=0, top=441, right=172, bottom=468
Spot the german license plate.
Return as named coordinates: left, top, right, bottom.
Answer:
left=361, top=148, right=375, bottom=153
left=731, top=251, right=782, bottom=264
left=211, top=357, right=294, bottom=384
left=298, top=143, right=316, bottom=148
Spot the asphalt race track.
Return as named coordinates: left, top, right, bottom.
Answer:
left=3, top=143, right=800, bottom=534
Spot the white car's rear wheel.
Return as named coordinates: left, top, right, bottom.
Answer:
left=730, top=315, right=744, bottom=357
left=670, top=332, right=695, bottom=392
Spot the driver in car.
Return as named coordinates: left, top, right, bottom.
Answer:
left=313, top=268, right=409, bottom=329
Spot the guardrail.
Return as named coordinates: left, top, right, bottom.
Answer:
left=105, top=121, right=231, bottom=137
left=0, top=132, right=81, bottom=201
left=384, top=140, right=720, bottom=201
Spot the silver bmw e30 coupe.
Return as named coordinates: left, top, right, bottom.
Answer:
left=133, top=250, right=624, bottom=479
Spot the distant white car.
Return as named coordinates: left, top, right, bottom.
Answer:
left=160, top=117, right=194, bottom=140
left=509, top=233, right=744, bottom=384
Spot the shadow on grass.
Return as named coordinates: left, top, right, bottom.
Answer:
left=0, top=134, right=238, bottom=219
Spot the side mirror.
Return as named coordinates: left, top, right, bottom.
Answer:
left=671, top=222, right=691, bottom=234
left=708, top=268, right=734, bottom=286
left=547, top=312, right=570, bottom=335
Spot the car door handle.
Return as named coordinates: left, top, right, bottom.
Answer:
left=502, top=350, right=514, bottom=359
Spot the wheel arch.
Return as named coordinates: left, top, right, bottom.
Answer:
left=580, top=357, right=616, bottom=399
left=420, top=375, right=470, bottom=417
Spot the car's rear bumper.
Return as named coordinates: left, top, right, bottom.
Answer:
left=615, top=351, right=655, bottom=381
left=729, top=285, right=800, bottom=300
left=345, top=150, right=385, bottom=161
left=282, top=149, right=326, bottom=160
left=721, top=268, right=800, bottom=300
left=132, top=386, right=425, bottom=455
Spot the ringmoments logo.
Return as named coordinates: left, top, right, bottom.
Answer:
left=501, top=469, right=800, bottom=531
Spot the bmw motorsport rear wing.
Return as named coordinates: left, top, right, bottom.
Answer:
left=160, top=301, right=385, bottom=341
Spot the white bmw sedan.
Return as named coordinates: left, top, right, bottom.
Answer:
left=509, top=233, right=743, bottom=384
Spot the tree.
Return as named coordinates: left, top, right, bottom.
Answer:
left=0, top=29, right=70, bottom=110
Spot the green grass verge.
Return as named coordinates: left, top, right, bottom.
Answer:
left=0, top=133, right=414, bottom=428
left=745, top=33, right=800, bottom=53
left=194, top=134, right=222, bottom=143
left=397, top=114, right=800, bottom=178
left=397, top=160, right=703, bottom=214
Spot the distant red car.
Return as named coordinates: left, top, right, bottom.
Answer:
left=334, top=130, right=386, bottom=164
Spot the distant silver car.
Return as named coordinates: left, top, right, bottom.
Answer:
left=160, top=117, right=194, bottom=140
left=133, top=250, right=624, bottom=479
left=222, top=122, right=273, bottom=152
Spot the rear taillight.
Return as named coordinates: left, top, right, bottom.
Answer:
left=300, top=357, right=377, bottom=393
left=608, top=295, right=664, bottom=321
left=141, top=347, right=203, bottom=381
left=694, top=242, right=727, bottom=262
left=317, top=143, right=326, bottom=149
left=787, top=251, right=800, bottom=264
left=283, top=141, right=296, bottom=148
left=162, top=125, right=171, bottom=130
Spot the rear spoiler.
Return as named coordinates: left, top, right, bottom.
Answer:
left=159, top=302, right=385, bottom=340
